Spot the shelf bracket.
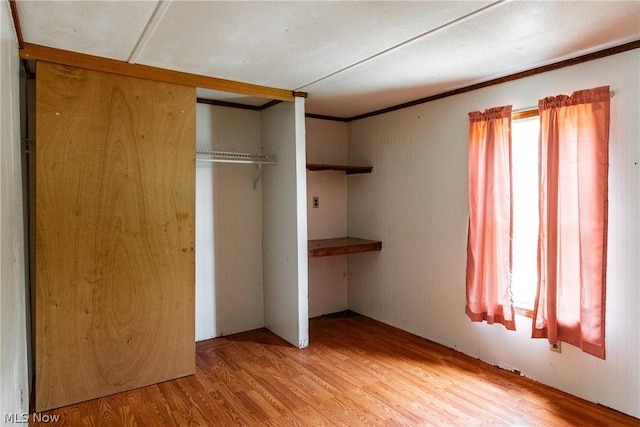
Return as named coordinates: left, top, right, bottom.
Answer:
left=253, top=162, right=263, bottom=190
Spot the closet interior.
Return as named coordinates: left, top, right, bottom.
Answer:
left=194, top=96, right=308, bottom=347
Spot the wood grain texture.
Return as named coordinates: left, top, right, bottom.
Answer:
left=8, top=0, right=24, bottom=49
left=21, top=43, right=294, bottom=102
left=35, top=62, right=195, bottom=411
left=30, top=314, right=639, bottom=426
left=308, top=237, right=382, bottom=257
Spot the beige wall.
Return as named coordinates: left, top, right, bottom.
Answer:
left=0, top=0, right=29, bottom=419
left=347, top=50, right=640, bottom=417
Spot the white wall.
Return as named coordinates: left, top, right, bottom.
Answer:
left=306, top=118, right=349, bottom=317
left=195, top=104, right=264, bottom=340
left=0, top=0, right=29, bottom=420
left=262, top=98, right=309, bottom=348
left=347, top=50, right=640, bottom=417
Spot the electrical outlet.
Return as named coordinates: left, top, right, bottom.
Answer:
left=550, top=341, right=562, bottom=353
left=312, top=196, right=319, bottom=208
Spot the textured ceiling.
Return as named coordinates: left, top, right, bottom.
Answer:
left=15, top=1, right=640, bottom=118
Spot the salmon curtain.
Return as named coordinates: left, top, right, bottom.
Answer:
left=466, top=105, right=515, bottom=331
left=532, top=86, right=610, bottom=359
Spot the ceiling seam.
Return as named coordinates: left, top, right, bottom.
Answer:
left=294, top=0, right=510, bottom=92
left=127, top=0, right=173, bottom=64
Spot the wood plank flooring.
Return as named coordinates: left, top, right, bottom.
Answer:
left=31, top=313, right=639, bottom=426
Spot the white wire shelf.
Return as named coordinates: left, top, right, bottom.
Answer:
left=195, top=149, right=277, bottom=165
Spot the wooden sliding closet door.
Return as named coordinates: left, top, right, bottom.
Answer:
left=35, top=62, right=195, bottom=411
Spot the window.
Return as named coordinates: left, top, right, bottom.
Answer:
left=466, top=87, right=610, bottom=359
left=511, top=112, right=539, bottom=314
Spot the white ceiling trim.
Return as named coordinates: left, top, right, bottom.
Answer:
left=128, top=0, right=172, bottom=64
left=295, top=0, right=508, bottom=92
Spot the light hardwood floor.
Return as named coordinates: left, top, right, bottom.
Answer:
left=31, top=312, right=639, bottom=426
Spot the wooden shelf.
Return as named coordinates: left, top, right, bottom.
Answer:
left=306, top=163, right=373, bottom=174
left=308, top=237, right=382, bottom=258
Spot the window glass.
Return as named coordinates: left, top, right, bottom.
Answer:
left=511, top=116, right=540, bottom=310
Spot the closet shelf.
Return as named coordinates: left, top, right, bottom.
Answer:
left=196, top=149, right=277, bottom=165
left=308, top=237, right=382, bottom=258
left=306, top=163, right=372, bottom=174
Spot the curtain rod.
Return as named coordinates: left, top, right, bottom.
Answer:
left=513, top=90, right=615, bottom=115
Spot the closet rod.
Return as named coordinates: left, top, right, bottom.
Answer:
left=195, top=149, right=277, bottom=165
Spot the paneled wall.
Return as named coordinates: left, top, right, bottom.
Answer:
left=347, top=50, right=640, bottom=417
left=0, top=0, right=29, bottom=417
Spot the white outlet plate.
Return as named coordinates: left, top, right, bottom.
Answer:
left=550, top=341, right=562, bottom=353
